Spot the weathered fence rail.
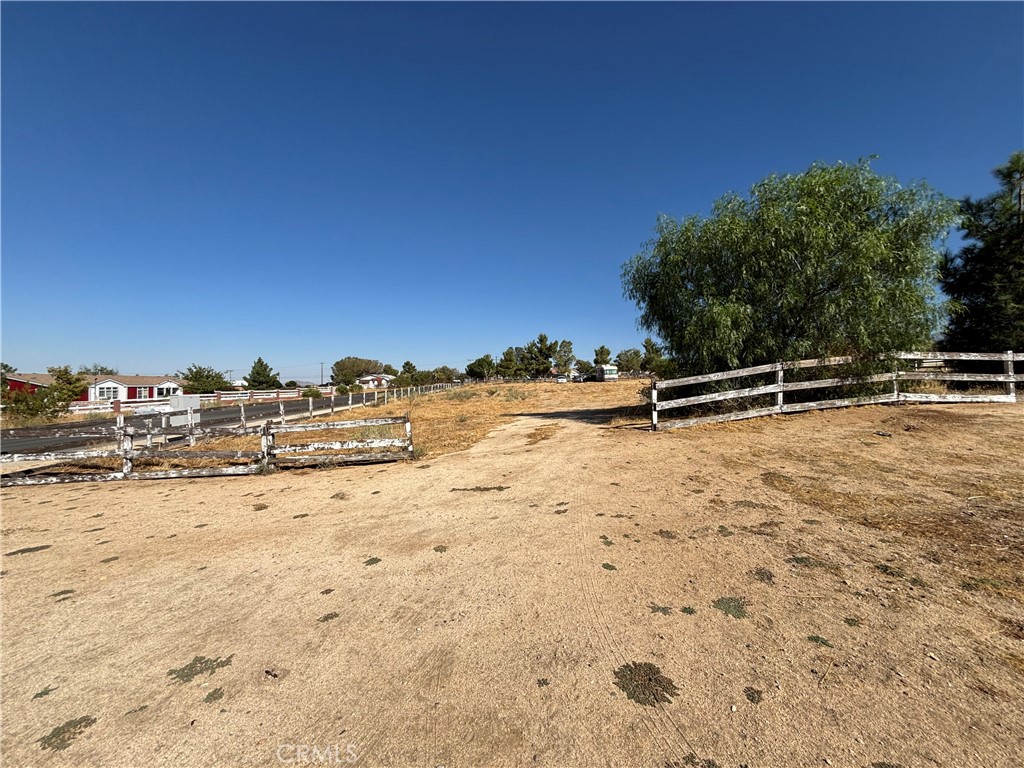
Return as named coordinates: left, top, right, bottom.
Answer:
left=0, top=412, right=414, bottom=486
left=652, top=351, right=1020, bottom=431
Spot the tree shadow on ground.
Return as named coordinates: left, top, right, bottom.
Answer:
left=509, top=406, right=650, bottom=428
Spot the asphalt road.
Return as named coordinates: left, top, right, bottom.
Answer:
left=1, top=394, right=376, bottom=455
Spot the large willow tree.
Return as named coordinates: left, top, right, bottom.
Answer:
left=622, top=159, right=958, bottom=376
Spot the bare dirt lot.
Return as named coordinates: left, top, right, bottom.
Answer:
left=2, top=382, right=1022, bottom=767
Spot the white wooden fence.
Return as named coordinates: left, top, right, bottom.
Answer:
left=651, top=351, right=1020, bottom=431
left=0, top=412, right=413, bottom=486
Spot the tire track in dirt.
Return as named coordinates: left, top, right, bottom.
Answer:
left=566, top=425, right=696, bottom=763
left=369, top=446, right=525, bottom=767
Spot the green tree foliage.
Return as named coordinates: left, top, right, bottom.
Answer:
left=524, top=333, right=559, bottom=377
left=301, top=386, right=323, bottom=398
left=382, top=363, right=400, bottom=376
left=42, top=366, right=87, bottom=412
left=575, top=359, right=595, bottom=377
left=176, top=364, right=233, bottom=394
left=641, top=338, right=662, bottom=370
left=941, top=151, right=1024, bottom=352
left=246, top=357, right=283, bottom=390
left=466, top=355, right=496, bottom=380
left=623, top=159, right=959, bottom=375
left=1, top=365, right=88, bottom=420
left=78, top=364, right=119, bottom=376
left=401, top=361, right=417, bottom=376
left=0, top=362, right=14, bottom=389
left=640, top=337, right=678, bottom=378
left=615, top=348, right=644, bottom=373
left=593, top=346, right=612, bottom=365
left=553, top=340, right=575, bottom=375
left=496, top=347, right=525, bottom=379
left=1, top=388, right=44, bottom=419
left=432, top=366, right=459, bottom=383
left=330, top=357, right=383, bottom=387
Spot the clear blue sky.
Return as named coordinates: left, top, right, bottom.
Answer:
left=2, top=2, right=1022, bottom=382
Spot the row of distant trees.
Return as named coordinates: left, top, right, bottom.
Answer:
left=175, top=357, right=465, bottom=396
left=462, top=334, right=673, bottom=381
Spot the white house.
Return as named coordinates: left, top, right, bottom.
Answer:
left=88, top=376, right=185, bottom=401
left=355, top=374, right=396, bottom=389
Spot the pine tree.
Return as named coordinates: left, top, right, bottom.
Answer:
left=941, top=151, right=1024, bottom=352
left=246, top=357, right=282, bottom=390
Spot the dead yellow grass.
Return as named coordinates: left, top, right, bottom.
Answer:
left=744, top=406, right=1024, bottom=601
left=305, top=380, right=648, bottom=459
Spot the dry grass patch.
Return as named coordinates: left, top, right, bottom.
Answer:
left=525, top=425, right=562, bottom=444
left=304, top=381, right=646, bottom=459
left=746, top=405, right=1024, bottom=601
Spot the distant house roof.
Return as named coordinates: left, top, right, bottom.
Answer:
left=355, top=373, right=396, bottom=382
left=6, top=374, right=185, bottom=388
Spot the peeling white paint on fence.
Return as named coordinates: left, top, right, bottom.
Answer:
left=0, top=411, right=414, bottom=486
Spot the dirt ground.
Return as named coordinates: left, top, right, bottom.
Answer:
left=1, top=382, right=1022, bottom=768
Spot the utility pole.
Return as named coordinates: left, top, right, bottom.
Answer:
left=320, top=362, right=324, bottom=386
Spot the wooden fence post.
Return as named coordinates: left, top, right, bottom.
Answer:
left=279, top=401, right=286, bottom=422
left=348, top=393, right=352, bottom=407
left=650, top=379, right=658, bottom=431
left=384, top=388, right=388, bottom=405
left=406, top=413, right=413, bottom=458
left=239, top=403, right=246, bottom=428
left=187, top=408, right=196, bottom=447
left=776, top=366, right=784, bottom=409
left=117, top=414, right=133, bottom=476
left=145, top=419, right=153, bottom=449
left=1006, top=351, right=1016, bottom=400
left=260, top=422, right=275, bottom=471
left=330, top=394, right=335, bottom=415
left=308, top=397, right=314, bottom=418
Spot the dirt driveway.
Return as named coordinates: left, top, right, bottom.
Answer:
left=1, top=389, right=1022, bottom=767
